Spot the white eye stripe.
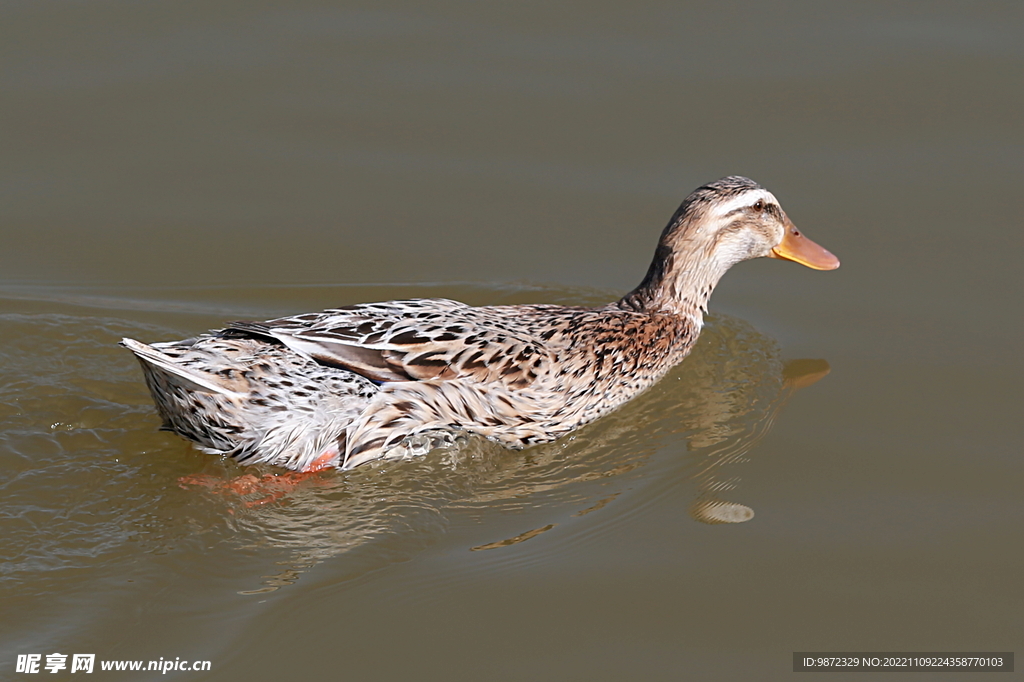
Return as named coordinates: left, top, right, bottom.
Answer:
left=711, top=189, right=778, bottom=218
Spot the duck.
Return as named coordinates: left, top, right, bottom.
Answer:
left=122, top=176, right=839, bottom=472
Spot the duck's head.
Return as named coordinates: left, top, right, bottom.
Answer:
left=623, top=176, right=839, bottom=315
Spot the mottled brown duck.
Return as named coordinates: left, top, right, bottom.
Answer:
left=122, top=176, right=839, bottom=472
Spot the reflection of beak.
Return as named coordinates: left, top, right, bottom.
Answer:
left=782, top=358, right=831, bottom=390
left=769, top=219, right=840, bottom=270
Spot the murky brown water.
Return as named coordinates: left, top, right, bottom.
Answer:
left=3, top=3, right=1022, bottom=680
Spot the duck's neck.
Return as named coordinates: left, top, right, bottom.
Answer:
left=617, top=241, right=725, bottom=324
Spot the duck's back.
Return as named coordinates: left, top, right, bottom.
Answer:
left=123, top=298, right=698, bottom=471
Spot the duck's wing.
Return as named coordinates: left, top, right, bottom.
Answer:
left=225, top=299, right=552, bottom=389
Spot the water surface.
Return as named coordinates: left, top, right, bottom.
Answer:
left=2, top=2, right=1022, bottom=680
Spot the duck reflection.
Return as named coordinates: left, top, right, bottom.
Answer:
left=686, top=357, right=829, bottom=524
left=177, top=313, right=829, bottom=592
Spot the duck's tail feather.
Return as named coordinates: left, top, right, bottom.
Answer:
left=120, top=338, right=242, bottom=397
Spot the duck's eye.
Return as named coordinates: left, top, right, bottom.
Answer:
left=753, top=200, right=765, bottom=212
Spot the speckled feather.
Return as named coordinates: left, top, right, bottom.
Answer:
left=122, top=176, right=837, bottom=471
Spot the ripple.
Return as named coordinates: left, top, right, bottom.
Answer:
left=0, top=288, right=828, bottom=601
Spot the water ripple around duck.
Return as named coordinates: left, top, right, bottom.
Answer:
left=0, top=285, right=815, bottom=608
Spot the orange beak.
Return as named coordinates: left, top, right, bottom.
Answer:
left=769, top=220, right=840, bottom=270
